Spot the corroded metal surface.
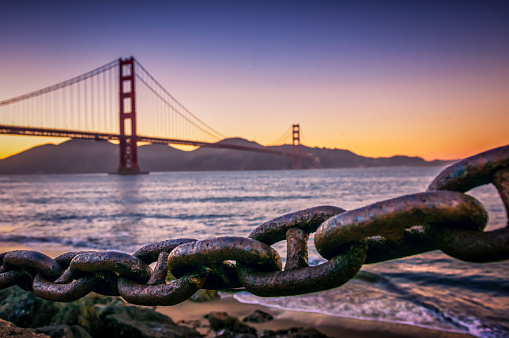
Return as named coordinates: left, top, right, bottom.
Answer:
left=118, top=274, right=203, bottom=306
left=285, top=228, right=309, bottom=271
left=363, top=228, right=435, bottom=264
left=168, top=237, right=282, bottom=277
left=147, top=252, right=170, bottom=285
left=0, top=270, right=33, bottom=291
left=315, top=191, right=487, bottom=260
left=0, top=145, right=507, bottom=305
left=426, top=225, right=509, bottom=262
left=69, top=251, right=152, bottom=284
left=237, top=242, right=367, bottom=297
left=133, top=238, right=197, bottom=264
left=428, top=144, right=509, bottom=192
left=427, top=147, right=509, bottom=262
left=3, top=251, right=63, bottom=281
left=54, top=251, right=94, bottom=268
left=54, top=267, right=74, bottom=284
left=249, top=206, right=345, bottom=244
left=33, top=273, right=101, bottom=302
left=494, top=169, right=509, bottom=214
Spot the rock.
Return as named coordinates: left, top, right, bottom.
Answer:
left=0, top=319, right=49, bottom=337
left=98, top=301, right=201, bottom=337
left=0, top=288, right=15, bottom=303
left=49, top=297, right=99, bottom=334
left=0, top=287, right=206, bottom=337
left=243, top=310, right=273, bottom=323
left=212, top=329, right=256, bottom=338
left=35, top=325, right=92, bottom=338
left=261, top=327, right=331, bottom=338
left=0, top=287, right=108, bottom=335
left=0, top=287, right=59, bottom=328
left=85, top=293, right=116, bottom=305
left=175, top=319, right=204, bottom=329
left=189, top=289, right=219, bottom=302
left=205, top=312, right=256, bottom=335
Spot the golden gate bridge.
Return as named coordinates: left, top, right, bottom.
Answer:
left=0, top=57, right=311, bottom=174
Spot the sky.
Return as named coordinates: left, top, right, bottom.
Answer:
left=0, top=0, right=508, bottom=161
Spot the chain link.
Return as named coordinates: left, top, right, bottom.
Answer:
left=426, top=145, right=509, bottom=262
left=0, top=145, right=508, bottom=305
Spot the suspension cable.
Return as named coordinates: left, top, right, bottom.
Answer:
left=0, top=60, right=118, bottom=107
left=134, top=60, right=225, bottom=140
left=268, top=126, right=292, bottom=146
left=300, top=128, right=309, bottom=146
left=135, top=74, right=223, bottom=141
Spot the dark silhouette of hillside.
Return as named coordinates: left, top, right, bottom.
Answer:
left=0, top=138, right=452, bottom=174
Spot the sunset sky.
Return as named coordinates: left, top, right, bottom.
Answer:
left=1, top=0, right=508, bottom=161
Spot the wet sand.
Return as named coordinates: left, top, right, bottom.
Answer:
left=0, top=242, right=473, bottom=338
left=157, top=295, right=472, bottom=338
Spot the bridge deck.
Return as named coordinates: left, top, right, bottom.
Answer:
left=0, top=125, right=312, bottom=159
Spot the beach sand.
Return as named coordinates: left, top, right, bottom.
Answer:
left=157, top=296, right=472, bottom=338
left=0, top=242, right=473, bottom=338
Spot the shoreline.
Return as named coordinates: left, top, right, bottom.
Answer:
left=157, top=294, right=471, bottom=338
left=0, top=241, right=474, bottom=338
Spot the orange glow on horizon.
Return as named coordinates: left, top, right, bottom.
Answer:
left=1, top=49, right=507, bottom=163
left=1, top=131, right=507, bottom=163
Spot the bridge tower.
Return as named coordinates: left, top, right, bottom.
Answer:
left=117, top=57, right=141, bottom=175
left=291, top=124, right=301, bottom=169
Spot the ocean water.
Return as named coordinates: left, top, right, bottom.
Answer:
left=0, top=167, right=507, bottom=337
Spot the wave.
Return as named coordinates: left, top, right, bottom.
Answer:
left=0, top=235, right=135, bottom=253
left=7, top=212, right=240, bottom=224
left=381, top=271, right=509, bottom=295
left=234, top=271, right=509, bottom=338
left=152, top=194, right=316, bottom=204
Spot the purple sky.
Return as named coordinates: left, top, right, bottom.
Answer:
left=1, top=1, right=508, bottom=160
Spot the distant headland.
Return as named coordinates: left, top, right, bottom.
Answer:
left=0, top=138, right=453, bottom=175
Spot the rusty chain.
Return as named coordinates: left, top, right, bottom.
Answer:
left=0, top=145, right=508, bottom=305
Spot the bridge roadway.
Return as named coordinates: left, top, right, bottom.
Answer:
left=0, top=124, right=313, bottom=159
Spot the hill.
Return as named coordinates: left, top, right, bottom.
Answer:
left=0, top=138, right=452, bottom=174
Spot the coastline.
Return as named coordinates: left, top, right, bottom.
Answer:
left=0, top=242, right=474, bottom=338
left=157, top=294, right=472, bottom=338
